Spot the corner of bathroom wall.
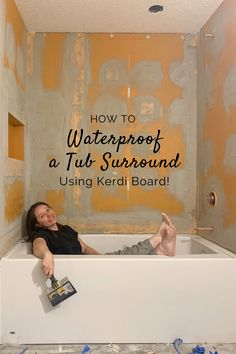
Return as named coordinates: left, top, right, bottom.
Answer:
left=0, top=0, right=4, bottom=341
left=0, top=0, right=6, bottom=255
left=197, top=0, right=236, bottom=252
left=0, top=0, right=27, bottom=256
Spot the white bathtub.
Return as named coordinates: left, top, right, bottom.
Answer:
left=1, top=234, right=236, bottom=344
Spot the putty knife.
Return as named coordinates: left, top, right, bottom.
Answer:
left=47, top=274, right=77, bottom=307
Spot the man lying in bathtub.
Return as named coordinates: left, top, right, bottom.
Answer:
left=26, top=202, right=176, bottom=277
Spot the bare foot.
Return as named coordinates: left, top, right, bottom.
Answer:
left=155, top=214, right=176, bottom=256
left=148, top=219, right=167, bottom=249
left=162, top=213, right=172, bottom=227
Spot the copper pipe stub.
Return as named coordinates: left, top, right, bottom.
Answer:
left=204, top=33, right=215, bottom=38
left=195, top=227, right=214, bottom=231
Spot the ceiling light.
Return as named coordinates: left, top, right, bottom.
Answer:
left=148, top=5, right=163, bottom=13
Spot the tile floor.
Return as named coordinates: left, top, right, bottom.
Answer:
left=0, top=343, right=236, bottom=354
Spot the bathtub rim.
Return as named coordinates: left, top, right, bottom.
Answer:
left=2, top=234, right=235, bottom=259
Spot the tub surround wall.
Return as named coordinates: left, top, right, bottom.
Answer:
left=26, top=33, right=197, bottom=234
left=0, top=0, right=26, bottom=257
left=198, top=0, right=236, bottom=252
left=1, top=0, right=236, bottom=254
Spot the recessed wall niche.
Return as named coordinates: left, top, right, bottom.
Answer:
left=8, top=113, right=24, bottom=160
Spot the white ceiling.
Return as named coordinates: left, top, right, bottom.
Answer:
left=15, top=0, right=224, bottom=34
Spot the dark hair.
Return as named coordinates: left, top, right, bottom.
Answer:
left=26, top=201, right=51, bottom=241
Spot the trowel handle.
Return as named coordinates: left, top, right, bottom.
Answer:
left=50, top=274, right=59, bottom=289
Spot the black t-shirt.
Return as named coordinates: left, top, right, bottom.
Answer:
left=32, top=224, right=82, bottom=255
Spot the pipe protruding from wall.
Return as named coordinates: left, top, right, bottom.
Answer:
left=204, top=33, right=215, bottom=39
left=195, top=227, right=214, bottom=231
